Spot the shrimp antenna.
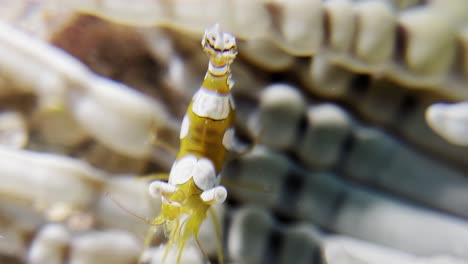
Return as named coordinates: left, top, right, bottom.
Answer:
left=105, top=192, right=154, bottom=226
left=195, top=235, right=212, bottom=264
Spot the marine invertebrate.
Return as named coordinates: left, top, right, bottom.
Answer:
left=67, top=0, right=468, bottom=99
left=1, top=1, right=468, bottom=264
left=144, top=24, right=240, bottom=264
left=426, top=102, right=468, bottom=146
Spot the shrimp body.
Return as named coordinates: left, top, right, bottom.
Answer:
left=147, top=24, right=238, bottom=264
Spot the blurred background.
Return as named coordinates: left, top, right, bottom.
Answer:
left=0, top=0, right=468, bottom=263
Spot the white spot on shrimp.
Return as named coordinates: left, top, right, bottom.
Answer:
left=192, top=158, right=216, bottom=190
left=180, top=114, right=189, bottom=139
left=222, top=127, right=247, bottom=153
left=169, top=155, right=196, bottom=185
left=169, top=155, right=217, bottom=191
left=222, top=127, right=236, bottom=151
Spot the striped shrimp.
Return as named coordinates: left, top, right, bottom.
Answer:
left=143, top=24, right=241, bottom=264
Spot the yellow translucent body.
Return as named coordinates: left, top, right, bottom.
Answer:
left=178, top=73, right=235, bottom=173
left=146, top=67, right=235, bottom=264
left=143, top=24, right=238, bottom=264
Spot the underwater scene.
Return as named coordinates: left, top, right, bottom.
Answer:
left=0, top=0, right=468, bottom=263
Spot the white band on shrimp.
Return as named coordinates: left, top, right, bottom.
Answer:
left=201, top=186, right=227, bottom=204
left=192, top=88, right=230, bottom=120
left=208, top=62, right=229, bottom=76
left=149, top=181, right=176, bottom=198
